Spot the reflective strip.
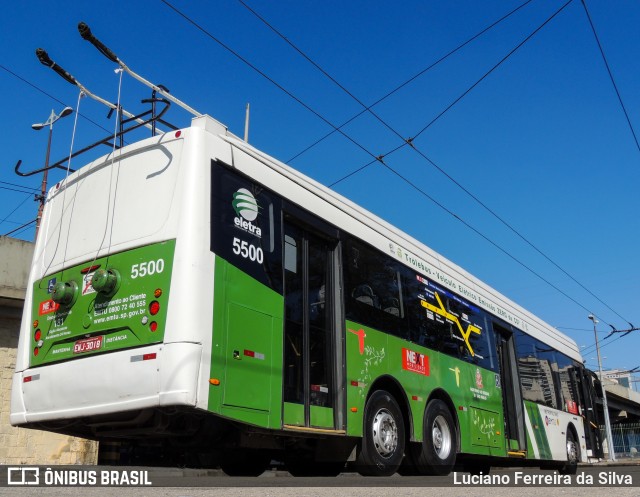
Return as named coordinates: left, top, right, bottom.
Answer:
left=131, top=353, right=157, bottom=362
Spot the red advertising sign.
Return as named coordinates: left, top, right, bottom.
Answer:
left=402, top=348, right=430, bottom=376
left=38, top=299, right=59, bottom=315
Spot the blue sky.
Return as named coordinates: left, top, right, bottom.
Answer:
left=1, top=1, right=639, bottom=376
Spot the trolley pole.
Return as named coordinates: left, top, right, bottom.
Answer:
left=32, top=106, right=73, bottom=240
left=589, top=314, right=616, bottom=461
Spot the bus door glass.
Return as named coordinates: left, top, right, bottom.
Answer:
left=494, top=324, right=526, bottom=454
left=577, top=368, right=604, bottom=458
left=283, top=217, right=340, bottom=430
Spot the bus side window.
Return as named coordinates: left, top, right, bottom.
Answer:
left=402, top=271, right=439, bottom=349
left=352, top=284, right=379, bottom=308
left=448, top=300, right=497, bottom=372
left=556, top=354, right=581, bottom=414
left=343, top=238, right=406, bottom=338
left=383, top=298, right=400, bottom=316
left=515, top=330, right=561, bottom=410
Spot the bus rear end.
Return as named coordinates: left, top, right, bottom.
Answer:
left=10, top=123, right=217, bottom=439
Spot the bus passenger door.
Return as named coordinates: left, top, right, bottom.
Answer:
left=494, top=324, right=526, bottom=456
left=282, top=216, right=343, bottom=431
left=576, top=368, right=604, bottom=458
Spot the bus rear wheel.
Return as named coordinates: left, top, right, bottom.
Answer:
left=559, top=430, right=579, bottom=475
left=410, top=399, right=457, bottom=475
left=355, top=390, right=406, bottom=476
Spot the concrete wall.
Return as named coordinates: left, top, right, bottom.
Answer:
left=0, top=236, right=98, bottom=465
left=0, top=237, right=34, bottom=302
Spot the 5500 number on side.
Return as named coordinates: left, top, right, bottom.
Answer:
left=232, top=237, right=264, bottom=264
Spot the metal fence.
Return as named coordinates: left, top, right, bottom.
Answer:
left=603, top=423, right=640, bottom=458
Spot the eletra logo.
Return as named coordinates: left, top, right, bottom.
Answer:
left=232, top=188, right=262, bottom=238
left=232, top=188, right=259, bottom=222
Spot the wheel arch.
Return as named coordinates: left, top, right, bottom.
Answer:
left=367, top=375, right=414, bottom=443
left=566, top=421, right=581, bottom=459
left=566, top=421, right=579, bottom=440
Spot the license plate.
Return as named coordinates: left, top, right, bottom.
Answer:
left=73, top=336, right=103, bottom=354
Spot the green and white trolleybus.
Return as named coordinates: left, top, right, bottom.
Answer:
left=12, top=26, right=603, bottom=477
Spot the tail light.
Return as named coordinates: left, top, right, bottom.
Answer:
left=149, top=301, right=160, bottom=316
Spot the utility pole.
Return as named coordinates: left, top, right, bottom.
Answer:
left=589, top=314, right=616, bottom=461
left=31, top=106, right=73, bottom=240
left=244, top=103, right=250, bottom=143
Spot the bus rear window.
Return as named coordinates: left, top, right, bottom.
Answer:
left=41, top=141, right=183, bottom=269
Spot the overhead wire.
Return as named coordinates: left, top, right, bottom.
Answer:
left=160, top=0, right=623, bottom=330
left=1, top=64, right=112, bottom=135
left=327, top=0, right=575, bottom=183
left=380, top=161, right=604, bottom=320
left=10, top=221, right=37, bottom=238
left=409, top=0, right=571, bottom=142
left=0, top=63, right=139, bottom=242
left=557, top=326, right=608, bottom=333
left=581, top=333, right=623, bottom=360
left=0, top=193, right=33, bottom=230
left=0, top=219, right=30, bottom=227
left=580, top=0, right=640, bottom=155
left=2, top=219, right=36, bottom=237
left=0, top=199, right=37, bottom=235
left=159, top=0, right=382, bottom=166
left=237, top=0, right=407, bottom=144
left=0, top=181, right=40, bottom=193
left=281, top=0, right=536, bottom=163
left=553, top=326, right=621, bottom=362
left=239, top=0, right=631, bottom=327
left=0, top=185, right=39, bottom=195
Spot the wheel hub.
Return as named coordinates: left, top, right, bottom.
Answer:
left=372, top=408, right=398, bottom=458
left=567, top=439, right=578, bottom=464
left=432, top=415, right=452, bottom=459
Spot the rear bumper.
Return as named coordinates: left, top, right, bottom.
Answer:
left=11, top=342, right=203, bottom=425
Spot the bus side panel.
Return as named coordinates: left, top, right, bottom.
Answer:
left=345, top=321, right=507, bottom=458
left=208, top=256, right=284, bottom=430
left=523, top=400, right=587, bottom=462
left=344, top=321, right=389, bottom=437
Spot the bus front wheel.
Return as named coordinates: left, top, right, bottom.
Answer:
left=355, top=390, right=406, bottom=476
left=411, top=399, right=457, bottom=475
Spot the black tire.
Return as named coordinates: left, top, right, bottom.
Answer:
left=355, top=390, right=406, bottom=476
left=559, top=430, right=579, bottom=475
left=411, top=399, right=457, bottom=475
left=219, top=451, right=271, bottom=477
left=397, top=442, right=422, bottom=476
